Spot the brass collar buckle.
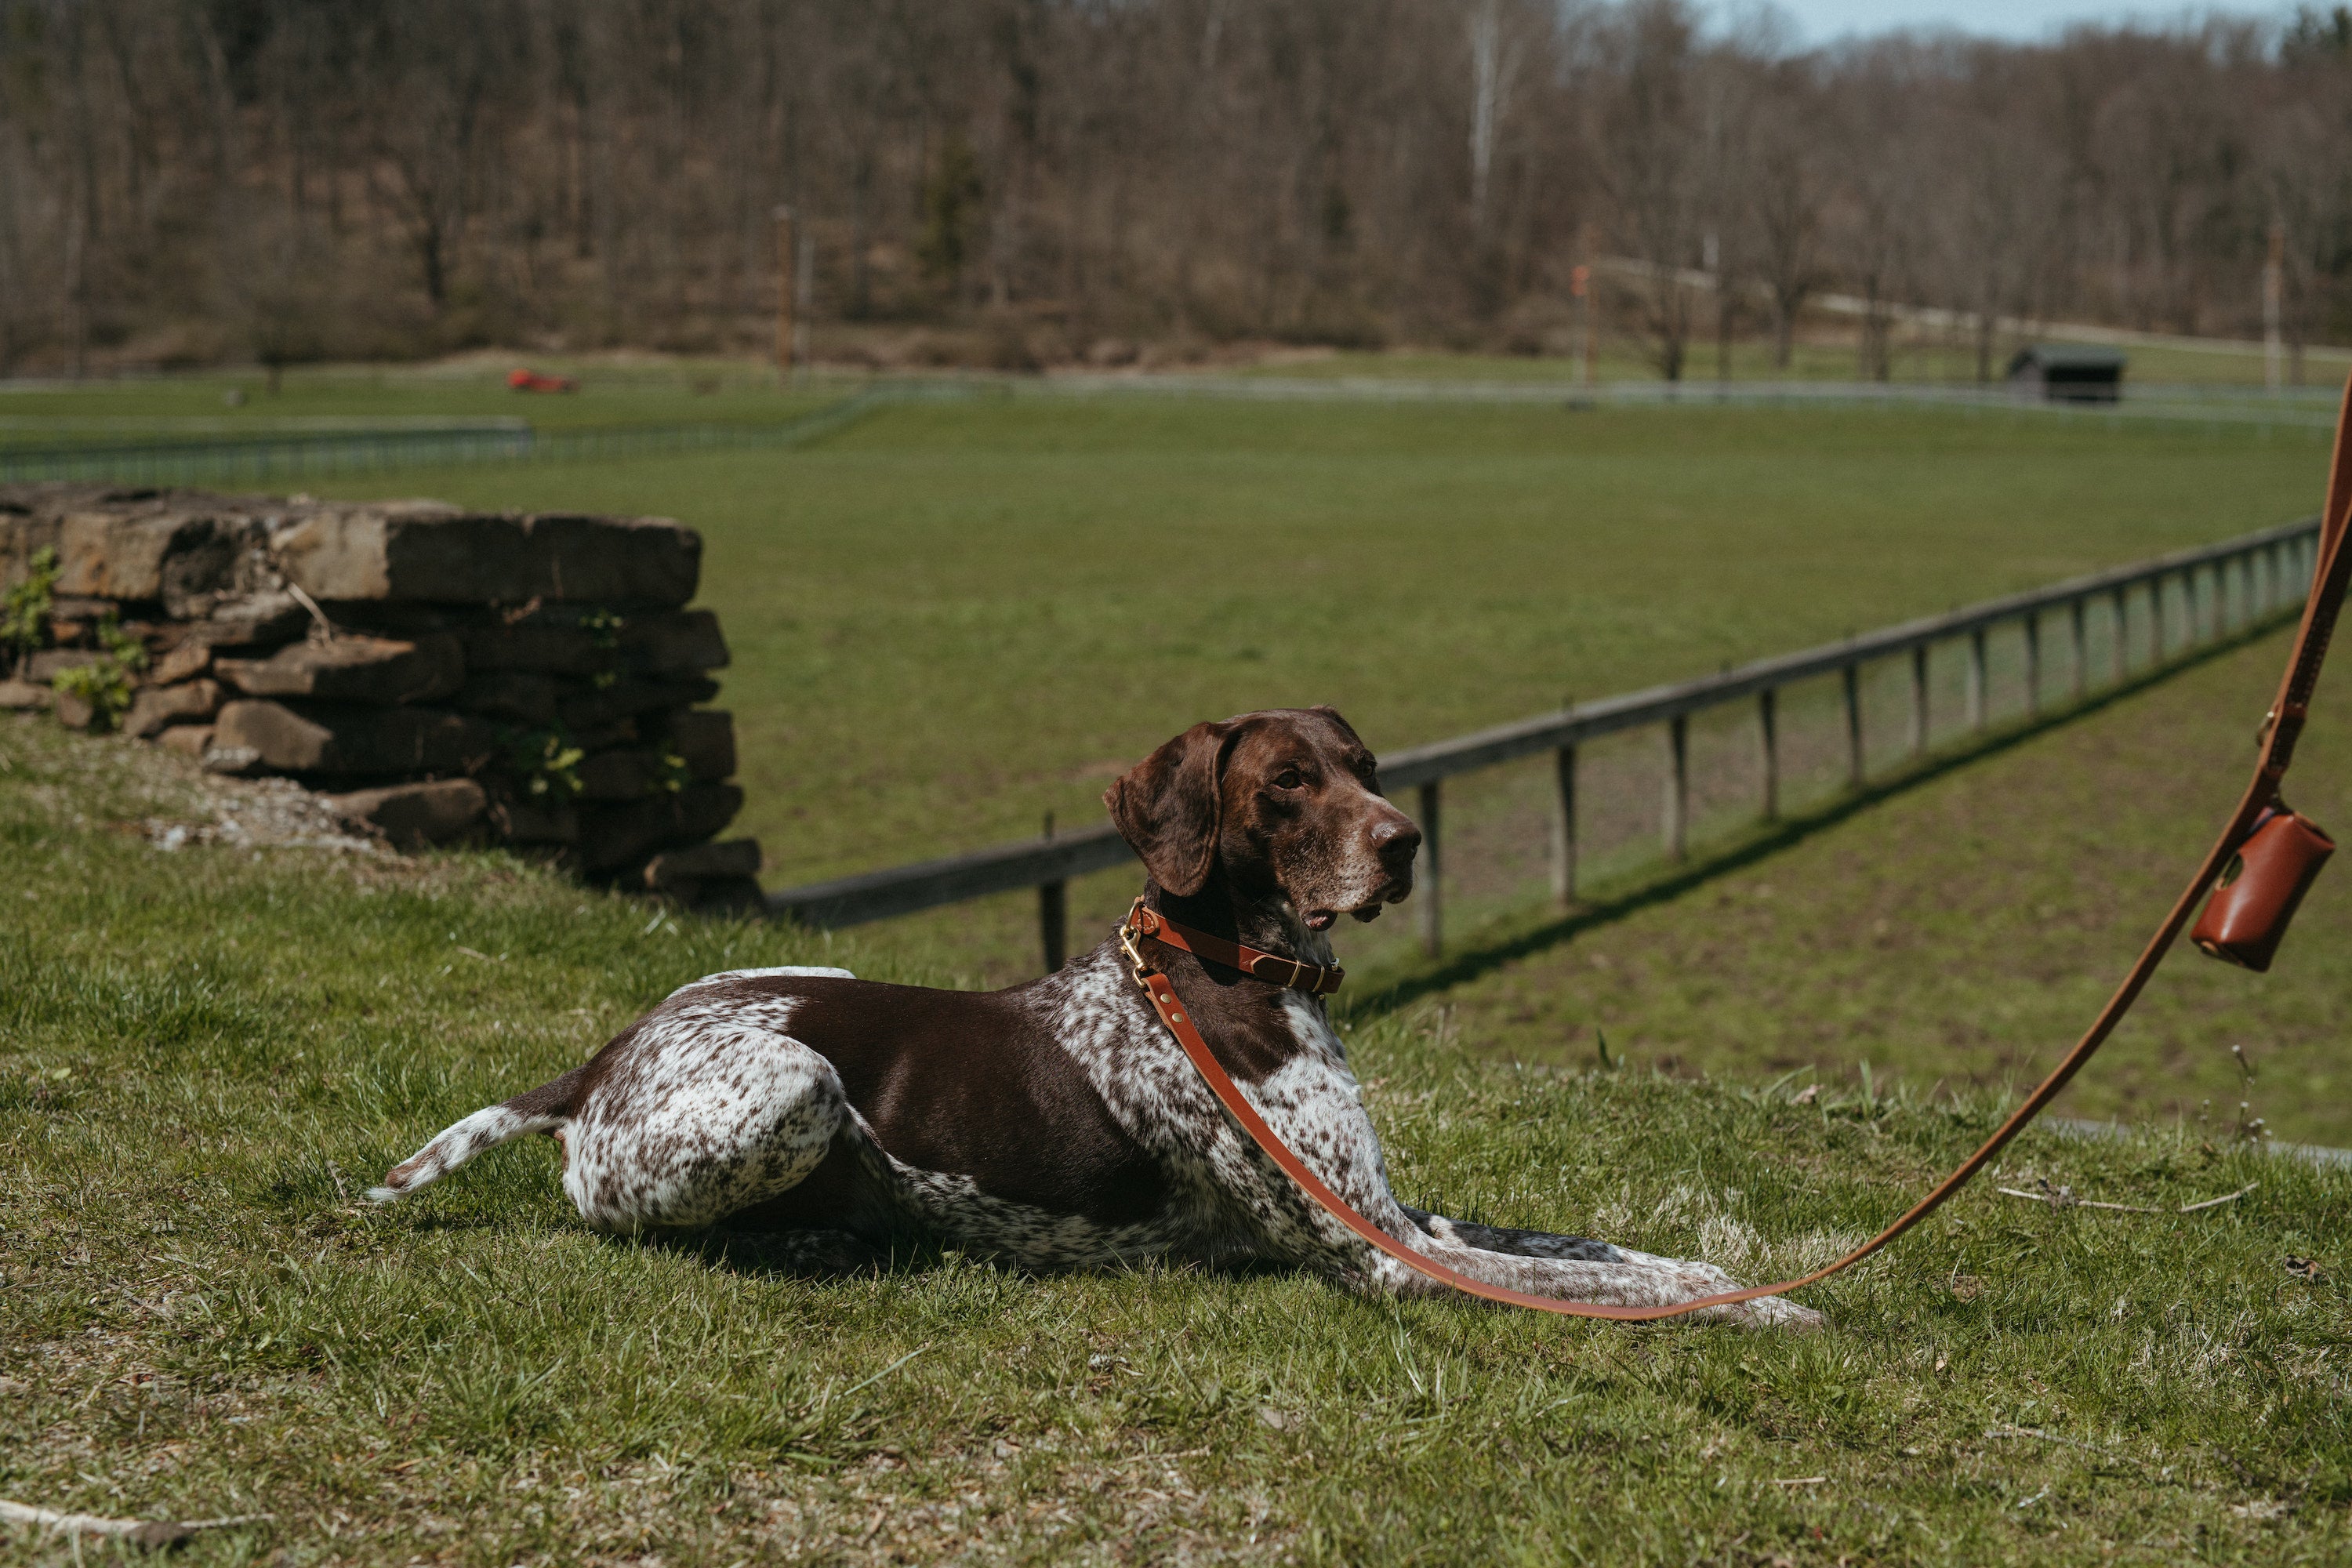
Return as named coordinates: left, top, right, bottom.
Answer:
left=1118, top=897, right=1158, bottom=987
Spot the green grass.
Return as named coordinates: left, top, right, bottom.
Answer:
left=262, top=394, right=2341, bottom=1150
left=290, top=397, right=2328, bottom=880
left=4, top=715, right=2349, bottom=1565
left=1356, top=625, right=2352, bottom=1148
left=0, top=359, right=837, bottom=445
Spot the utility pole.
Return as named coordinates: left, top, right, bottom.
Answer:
left=775, top=205, right=797, bottom=383
left=2263, top=220, right=2284, bottom=395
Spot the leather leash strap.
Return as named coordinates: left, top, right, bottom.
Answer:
left=1127, top=904, right=1345, bottom=996
left=1123, top=375, right=2352, bottom=1320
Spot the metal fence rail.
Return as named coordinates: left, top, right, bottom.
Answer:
left=0, top=392, right=880, bottom=486
left=767, top=514, right=2324, bottom=971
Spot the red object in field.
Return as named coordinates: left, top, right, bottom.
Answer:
left=507, top=368, right=578, bottom=393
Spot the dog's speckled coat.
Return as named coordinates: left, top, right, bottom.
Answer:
left=372, top=710, right=1818, bottom=1328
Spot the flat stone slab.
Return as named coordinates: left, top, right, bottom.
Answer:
left=325, top=779, right=488, bottom=850
left=5, top=486, right=702, bottom=612
left=459, top=608, right=728, bottom=677
left=212, top=699, right=497, bottom=776
left=644, top=838, right=761, bottom=888
left=274, top=506, right=701, bottom=606
left=578, top=783, right=742, bottom=873
left=664, top=710, right=736, bottom=781
left=216, top=634, right=463, bottom=705
left=124, top=678, right=223, bottom=739
left=574, top=750, right=672, bottom=802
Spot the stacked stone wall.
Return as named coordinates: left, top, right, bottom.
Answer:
left=0, top=482, right=759, bottom=909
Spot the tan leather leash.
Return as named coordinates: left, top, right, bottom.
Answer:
left=1120, top=375, right=2352, bottom=1320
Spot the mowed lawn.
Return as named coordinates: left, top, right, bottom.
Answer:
left=1394, top=626, right=2352, bottom=1148
left=2, top=717, right=2348, bottom=1566
left=289, top=390, right=2352, bottom=1145
left=302, top=397, right=2329, bottom=884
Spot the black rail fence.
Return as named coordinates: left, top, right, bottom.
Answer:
left=767, top=515, right=2325, bottom=973
left=0, top=391, right=882, bottom=487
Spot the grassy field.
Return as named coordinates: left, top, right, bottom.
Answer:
left=3, top=716, right=2348, bottom=1565
left=0, top=360, right=835, bottom=447
left=8, top=372, right=2344, bottom=1120
left=1370, top=624, right=2352, bottom=1147
left=286, top=396, right=2329, bottom=878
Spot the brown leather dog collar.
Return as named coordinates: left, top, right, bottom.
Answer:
left=1122, top=899, right=1345, bottom=996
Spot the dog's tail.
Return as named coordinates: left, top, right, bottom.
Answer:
left=367, top=1068, right=584, bottom=1203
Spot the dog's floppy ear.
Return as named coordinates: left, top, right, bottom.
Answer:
left=1104, top=720, right=1232, bottom=897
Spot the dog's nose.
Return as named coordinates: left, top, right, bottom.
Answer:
left=1372, top=816, right=1421, bottom=869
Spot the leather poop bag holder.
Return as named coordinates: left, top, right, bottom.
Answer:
left=1131, top=373, right=2352, bottom=1322
left=2192, top=806, right=2334, bottom=971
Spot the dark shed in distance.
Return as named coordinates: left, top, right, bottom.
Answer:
left=2007, top=343, right=2127, bottom=403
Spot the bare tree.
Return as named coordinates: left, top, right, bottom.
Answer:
left=0, top=0, right=2343, bottom=376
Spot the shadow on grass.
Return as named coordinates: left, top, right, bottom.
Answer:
left=1344, top=619, right=2289, bottom=1025
left=660, top=1225, right=1312, bottom=1289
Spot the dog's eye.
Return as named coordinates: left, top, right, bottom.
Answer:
left=1272, top=768, right=1305, bottom=790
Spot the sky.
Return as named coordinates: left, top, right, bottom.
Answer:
left=1768, top=0, right=2294, bottom=45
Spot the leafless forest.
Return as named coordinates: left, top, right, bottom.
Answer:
left=2, top=0, right=2350, bottom=379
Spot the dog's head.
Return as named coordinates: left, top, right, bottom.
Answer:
left=1104, top=707, right=1420, bottom=930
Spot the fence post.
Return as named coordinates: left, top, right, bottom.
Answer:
left=1842, top=662, right=1864, bottom=787
left=1909, top=644, right=1929, bottom=754
left=1416, top=780, right=1443, bottom=956
left=1037, top=814, right=1066, bottom=975
left=2112, top=586, right=2130, bottom=679
left=2189, top=565, right=2206, bottom=643
left=2069, top=596, right=2088, bottom=699
left=1966, top=626, right=1987, bottom=730
left=1664, top=713, right=1690, bottom=861
left=2023, top=612, right=2042, bottom=715
left=1757, top=688, right=1780, bottom=822
left=2155, top=574, right=2172, bottom=660
left=1548, top=745, right=1577, bottom=905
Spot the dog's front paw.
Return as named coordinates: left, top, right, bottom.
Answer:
left=1737, top=1292, right=1825, bottom=1331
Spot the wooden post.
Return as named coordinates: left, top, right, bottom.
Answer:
left=2111, top=586, right=2130, bottom=678
left=2187, top=565, right=2205, bottom=643
left=1909, top=644, right=1929, bottom=753
left=774, top=205, right=797, bottom=379
left=1548, top=745, right=1577, bottom=905
left=794, top=221, right=815, bottom=370
left=1038, top=880, right=1066, bottom=975
left=1416, top=780, right=1442, bottom=956
left=2023, top=613, right=2042, bottom=715
left=1841, top=662, right=1864, bottom=786
left=2069, top=596, right=2088, bottom=699
left=1757, top=688, right=1780, bottom=822
left=1664, top=713, right=1690, bottom=861
left=2154, top=575, right=2170, bottom=660
left=1966, top=626, right=1987, bottom=730
left=1037, top=813, right=1065, bottom=975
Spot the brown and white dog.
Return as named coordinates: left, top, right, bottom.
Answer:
left=371, top=707, right=1818, bottom=1327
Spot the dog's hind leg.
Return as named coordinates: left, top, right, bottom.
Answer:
left=561, top=1025, right=849, bottom=1234
left=368, top=1068, right=585, bottom=1203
